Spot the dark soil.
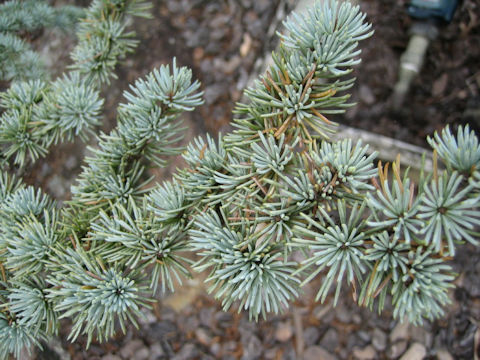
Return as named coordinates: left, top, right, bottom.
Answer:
left=9, top=0, right=480, bottom=359
left=346, top=0, right=480, bottom=147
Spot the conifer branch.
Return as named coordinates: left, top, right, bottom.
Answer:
left=0, top=1, right=478, bottom=358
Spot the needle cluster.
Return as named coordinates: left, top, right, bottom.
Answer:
left=0, top=0, right=151, bottom=167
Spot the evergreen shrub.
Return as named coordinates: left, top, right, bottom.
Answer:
left=0, top=0, right=478, bottom=358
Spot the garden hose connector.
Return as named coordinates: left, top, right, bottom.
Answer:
left=392, top=22, right=438, bottom=110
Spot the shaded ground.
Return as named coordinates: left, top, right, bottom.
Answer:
left=13, top=0, right=480, bottom=359
left=347, top=0, right=480, bottom=146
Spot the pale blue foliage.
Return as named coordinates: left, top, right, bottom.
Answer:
left=8, top=277, right=57, bottom=336
left=90, top=199, right=191, bottom=294
left=367, top=178, right=423, bottom=243
left=0, top=312, right=42, bottom=360
left=251, top=133, right=295, bottom=174
left=428, top=125, right=480, bottom=174
left=0, top=0, right=478, bottom=357
left=47, top=247, right=151, bottom=346
left=314, top=139, right=377, bottom=192
left=5, top=211, right=59, bottom=278
left=0, top=77, right=103, bottom=166
left=0, top=33, right=46, bottom=82
left=147, top=179, right=189, bottom=226
left=391, top=247, right=454, bottom=325
left=280, top=0, right=373, bottom=75
left=0, top=0, right=83, bottom=82
left=38, top=72, right=103, bottom=143
left=191, top=210, right=300, bottom=320
left=294, top=201, right=367, bottom=305
left=418, top=172, right=480, bottom=255
left=71, top=0, right=152, bottom=85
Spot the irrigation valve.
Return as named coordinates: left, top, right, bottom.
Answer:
left=392, top=0, right=459, bottom=109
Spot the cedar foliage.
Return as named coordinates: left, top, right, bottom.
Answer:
left=0, top=0, right=478, bottom=358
